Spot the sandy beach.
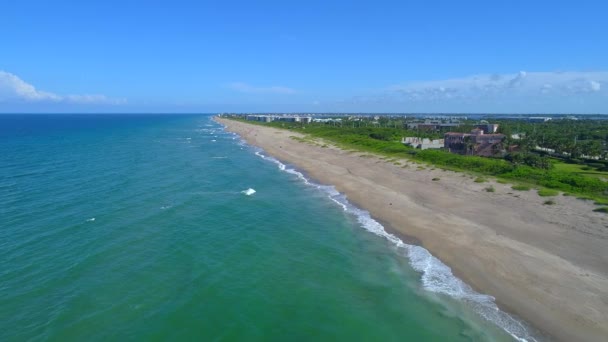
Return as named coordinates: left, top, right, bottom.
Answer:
left=218, top=118, right=608, bottom=342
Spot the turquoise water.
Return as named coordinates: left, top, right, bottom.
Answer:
left=1, top=114, right=532, bottom=341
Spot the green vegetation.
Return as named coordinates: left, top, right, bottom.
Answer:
left=495, top=118, right=608, bottom=160
left=538, top=189, right=559, bottom=197
left=474, top=177, right=487, bottom=183
left=227, top=117, right=608, bottom=203
left=544, top=199, right=556, bottom=205
left=485, top=186, right=495, bottom=192
left=593, top=207, right=608, bottom=213
left=512, top=185, right=531, bottom=191
left=432, top=177, right=440, bottom=181
left=552, top=160, right=608, bottom=180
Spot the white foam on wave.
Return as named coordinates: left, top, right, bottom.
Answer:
left=242, top=188, right=256, bottom=196
left=251, top=147, right=536, bottom=342
left=86, top=218, right=95, bottom=222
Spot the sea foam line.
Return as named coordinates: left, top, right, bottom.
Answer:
left=213, top=117, right=535, bottom=340
left=254, top=150, right=535, bottom=342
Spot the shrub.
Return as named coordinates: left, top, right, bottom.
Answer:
left=485, top=186, right=495, bottom=192
left=538, top=189, right=559, bottom=197
left=593, top=207, right=608, bottom=213
left=587, top=162, right=604, bottom=169
left=369, top=132, right=392, bottom=141
left=474, top=177, right=487, bottom=183
left=543, top=200, right=556, bottom=205
left=413, top=149, right=514, bottom=175
left=432, top=177, right=440, bottom=181
left=512, top=185, right=531, bottom=191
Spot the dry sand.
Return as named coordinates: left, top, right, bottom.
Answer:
left=218, top=118, right=608, bottom=342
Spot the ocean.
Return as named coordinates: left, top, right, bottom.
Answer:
left=0, top=114, right=534, bottom=341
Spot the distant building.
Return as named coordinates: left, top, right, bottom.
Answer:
left=444, top=128, right=505, bottom=157
left=246, top=115, right=274, bottom=122
left=528, top=117, right=552, bottom=123
left=475, top=123, right=499, bottom=134
left=406, top=120, right=460, bottom=132
left=402, top=137, right=444, bottom=150
left=312, top=118, right=341, bottom=123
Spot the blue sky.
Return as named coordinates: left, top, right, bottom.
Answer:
left=1, top=0, right=607, bottom=113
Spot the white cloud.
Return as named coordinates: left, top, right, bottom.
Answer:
left=228, top=82, right=296, bottom=94
left=0, top=71, right=61, bottom=101
left=64, top=94, right=125, bottom=105
left=387, top=71, right=606, bottom=101
left=589, top=80, right=601, bottom=92
left=0, top=70, right=125, bottom=105
left=334, top=70, right=608, bottom=113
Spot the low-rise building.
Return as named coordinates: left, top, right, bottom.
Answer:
left=475, top=123, right=499, bottom=134
left=444, top=128, right=505, bottom=157
left=402, top=137, right=444, bottom=150
left=246, top=115, right=274, bottom=122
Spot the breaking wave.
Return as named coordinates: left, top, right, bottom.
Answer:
left=242, top=188, right=256, bottom=196
left=250, top=149, right=536, bottom=342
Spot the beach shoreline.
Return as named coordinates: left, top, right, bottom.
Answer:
left=217, top=117, right=608, bottom=342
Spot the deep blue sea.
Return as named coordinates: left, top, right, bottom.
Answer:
left=0, top=114, right=534, bottom=341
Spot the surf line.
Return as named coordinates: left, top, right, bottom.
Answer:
left=253, top=148, right=535, bottom=342
left=220, top=121, right=537, bottom=342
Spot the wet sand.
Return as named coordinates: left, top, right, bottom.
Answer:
left=218, top=118, right=608, bottom=342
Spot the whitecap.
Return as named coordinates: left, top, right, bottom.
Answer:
left=242, top=188, right=256, bottom=196
left=86, top=218, right=95, bottom=222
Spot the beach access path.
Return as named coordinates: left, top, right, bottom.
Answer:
left=217, top=118, right=608, bottom=342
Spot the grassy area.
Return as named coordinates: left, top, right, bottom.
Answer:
left=474, top=177, right=487, bottom=183
left=512, top=185, right=531, bottom=191
left=553, top=160, right=608, bottom=180
left=226, top=118, right=608, bottom=203
left=538, top=189, right=559, bottom=197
